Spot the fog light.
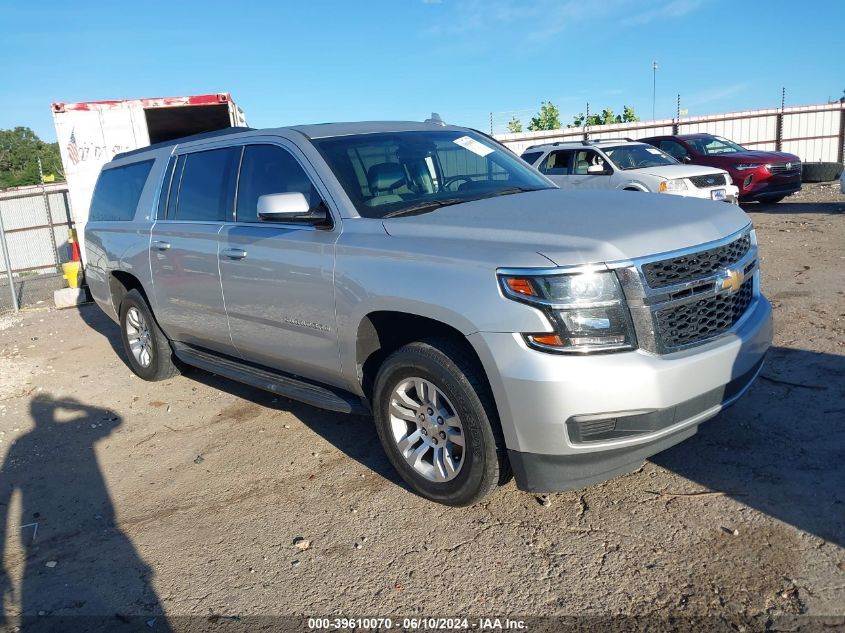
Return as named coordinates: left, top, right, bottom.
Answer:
left=743, top=175, right=753, bottom=189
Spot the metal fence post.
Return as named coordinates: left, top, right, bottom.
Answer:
left=838, top=105, right=845, bottom=164
left=38, top=157, right=62, bottom=273
left=775, top=87, right=785, bottom=152
left=0, top=205, right=19, bottom=312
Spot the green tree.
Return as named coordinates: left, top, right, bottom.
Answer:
left=528, top=101, right=561, bottom=131
left=0, top=127, right=63, bottom=189
left=568, top=105, right=640, bottom=128
left=506, top=116, right=523, bottom=133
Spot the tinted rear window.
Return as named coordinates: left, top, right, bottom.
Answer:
left=174, top=147, right=241, bottom=222
left=89, top=160, right=154, bottom=222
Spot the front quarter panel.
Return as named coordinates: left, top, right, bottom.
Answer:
left=333, top=220, right=556, bottom=392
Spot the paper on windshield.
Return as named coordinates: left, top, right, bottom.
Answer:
left=453, top=136, right=494, bottom=157
left=646, top=148, right=662, bottom=155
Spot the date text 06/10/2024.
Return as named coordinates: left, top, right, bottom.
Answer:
left=307, top=617, right=527, bottom=630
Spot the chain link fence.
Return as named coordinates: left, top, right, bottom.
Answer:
left=0, top=182, right=75, bottom=315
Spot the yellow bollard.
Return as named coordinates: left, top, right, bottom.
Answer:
left=62, top=261, right=80, bottom=289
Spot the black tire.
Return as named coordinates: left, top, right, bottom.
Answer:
left=119, top=289, right=180, bottom=381
left=372, top=338, right=510, bottom=506
left=801, top=162, right=842, bottom=183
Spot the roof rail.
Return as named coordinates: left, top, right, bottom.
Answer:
left=581, top=137, right=636, bottom=145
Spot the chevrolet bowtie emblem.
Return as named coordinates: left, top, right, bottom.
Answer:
left=720, top=267, right=745, bottom=293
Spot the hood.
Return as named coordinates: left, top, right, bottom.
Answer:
left=382, top=189, right=750, bottom=267
left=718, top=150, right=800, bottom=164
left=637, top=164, right=729, bottom=179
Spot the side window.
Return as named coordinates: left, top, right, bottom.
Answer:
left=156, top=156, right=176, bottom=220
left=165, top=154, right=186, bottom=220
left=173, top=147, right=241, bottom=222
left=538, top=150, right=573, bottom=175
left=520, top=151, right=543, bottom=166
left=236, top=145, right=322, bottom=222
left=89, top=160, right=154, bottom=222
left=573, top=150, right=606, bottom=175
left=659, top=140, right=689, bottom=160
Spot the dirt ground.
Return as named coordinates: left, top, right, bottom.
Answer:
left=0, top=183, right=843, bottom=631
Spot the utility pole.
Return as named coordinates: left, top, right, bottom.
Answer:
left=38, top=157, right=62, bottom=273
left=652, top=60, right=658, bottom=120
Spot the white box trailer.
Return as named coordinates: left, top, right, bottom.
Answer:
left=51, top=93, right=248, bottom=262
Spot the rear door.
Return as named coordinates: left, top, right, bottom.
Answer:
left=536, top=150, right=575, bottom=187
left=149, top=146, right=241, bottom=356
left=218, top=141, right=341, bottom=385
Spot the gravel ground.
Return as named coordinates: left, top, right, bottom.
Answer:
left=0, top=184, right=843, bottom=631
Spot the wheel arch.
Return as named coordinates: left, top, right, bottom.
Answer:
left=109, top=270, right=152, bottom=315
left=354, top=310, right=490, bottom=404
left=620, top=182, right=649, bottom=192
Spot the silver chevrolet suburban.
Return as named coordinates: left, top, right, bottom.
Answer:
left=84, top=121, right=772, bottom=506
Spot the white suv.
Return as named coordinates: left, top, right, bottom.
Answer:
left=522, top=139, right=739, bottom=203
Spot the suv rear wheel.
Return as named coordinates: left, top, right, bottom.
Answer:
left=119, top=289, right=179, bottom=381
left=372, top=338, right=509, bottom=506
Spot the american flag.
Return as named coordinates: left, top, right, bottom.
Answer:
left=67, top=129, right=80, bottom=164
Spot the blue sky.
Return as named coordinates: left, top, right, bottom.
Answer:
left=2, top=0, right=843, bottom=141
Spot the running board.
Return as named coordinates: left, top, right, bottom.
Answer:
left=172, top=344, right=369, bottom=415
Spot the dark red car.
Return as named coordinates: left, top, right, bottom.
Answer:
left=641, top=133, right=801, bottom=203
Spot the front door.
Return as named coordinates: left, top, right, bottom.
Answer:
left=149, top=146, right=241, bottom=356
left=218, top=142, right=341, bottom=385
left=566, top=149, right=614, bottom=189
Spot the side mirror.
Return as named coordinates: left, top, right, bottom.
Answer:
left=681, top=155, right=692, bottom=163
left=587, top=164, right=610, bottom=175
left=257, top=192, right=311, bottom=220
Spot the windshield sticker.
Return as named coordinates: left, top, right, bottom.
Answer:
left=453, top=136, right=494, bottom=157
left=646, top=148, right=662, bottom=155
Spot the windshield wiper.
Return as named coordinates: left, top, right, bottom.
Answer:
left=484, top=186, right=544, bottom=197
left=382, top=198, right=469, bottom=218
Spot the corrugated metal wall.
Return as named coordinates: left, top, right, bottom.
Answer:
left=497, top=102, right=845, bottom=162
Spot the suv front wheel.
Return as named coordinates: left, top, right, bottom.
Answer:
left=372, top=338, right=509, bottom=506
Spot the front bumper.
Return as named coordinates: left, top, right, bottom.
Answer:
left=671, top=183, right=739, bottom=204
left=468, top=295, right=772, bottom=492
left=737, top=173, right=802, bottom=201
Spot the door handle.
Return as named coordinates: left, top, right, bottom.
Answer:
left=222, top=248, right=247, bottom=260
left=152, top=240, right=171, bottom=251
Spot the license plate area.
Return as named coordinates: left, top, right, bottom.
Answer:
left=711, top=189, right=726, bottom=201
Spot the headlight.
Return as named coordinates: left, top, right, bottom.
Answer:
left=658, top=178, right=688, bottom=192
left=735, top=163, right=762, bottom=171
left=499, top=270, right=636, bottom=353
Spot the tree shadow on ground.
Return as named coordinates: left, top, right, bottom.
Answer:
left=651, top=345, right=845, bottom=547
left=0, top=394, right=171, bottom=632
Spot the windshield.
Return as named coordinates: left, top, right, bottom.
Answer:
left=684, top=135, right=748, bottom=155
left=603, top=145, right=678, bottom=170
left=312, top=130, right=554, bottom=218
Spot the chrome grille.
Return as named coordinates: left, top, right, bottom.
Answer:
left=689, top=173, right=727, bottom=188
left=654, top=279, right=754, bottom=349
left=769, top=161, right=801, bottom=175
left=642, top=233, right=751, bottom=289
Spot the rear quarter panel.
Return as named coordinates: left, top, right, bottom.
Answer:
left=84, top=150, right=172, bottom=320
